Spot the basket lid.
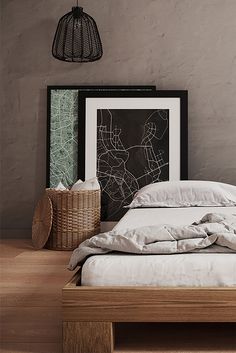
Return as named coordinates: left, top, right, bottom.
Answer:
left=32, top=193, right=53, bottom=250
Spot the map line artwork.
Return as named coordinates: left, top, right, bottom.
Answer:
left=97, top=109, right=169, bottom=221
left=49, top=89, right=78, bottom=188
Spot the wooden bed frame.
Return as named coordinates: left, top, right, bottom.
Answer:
left=62, top=268, right=236, bottom=353
left=61, top=89, right=236, bottom=351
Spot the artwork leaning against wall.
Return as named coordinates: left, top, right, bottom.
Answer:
left=78, top=91, right=188, bottom=222
left=49, top=89, right=78, bottom=187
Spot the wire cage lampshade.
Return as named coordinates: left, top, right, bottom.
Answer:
left=52, top=5, right=103, bottom=62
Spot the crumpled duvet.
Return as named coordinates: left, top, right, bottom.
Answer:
left=68, top=213, right=236, bottom=270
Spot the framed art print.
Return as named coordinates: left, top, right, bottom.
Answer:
left=46, top=85, right=155, bottom=187
left=78, top=91, right=188, bottom=221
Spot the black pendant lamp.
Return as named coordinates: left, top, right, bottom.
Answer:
left=52, top=1, right=103, bottom=62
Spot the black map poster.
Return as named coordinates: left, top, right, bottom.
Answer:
left=97, top=109, right=169, bottom=221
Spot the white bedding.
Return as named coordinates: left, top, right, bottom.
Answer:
left=81, top=207, right=236, bottom=287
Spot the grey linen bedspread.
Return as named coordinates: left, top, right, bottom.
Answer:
left=68, top=213, right=236, bottom=270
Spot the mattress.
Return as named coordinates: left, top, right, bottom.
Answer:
left=81, top=207, right=236, bottom=287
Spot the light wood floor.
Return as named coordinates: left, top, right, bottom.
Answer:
left=1, top=239, right=236, bottom=353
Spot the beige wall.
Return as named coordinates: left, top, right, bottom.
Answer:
left=1, top=0, right=236, bottom=237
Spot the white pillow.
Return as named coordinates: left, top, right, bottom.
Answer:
left=71, top=177, right=100, bottom=191
left=128, top=180, right=236, bottom=208
left=55, top=181, right=68, bottom=191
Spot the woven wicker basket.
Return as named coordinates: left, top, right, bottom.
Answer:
left=45, top=189, right=101, bottom=250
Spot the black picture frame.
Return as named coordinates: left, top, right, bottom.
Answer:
left=78, top=90, right=188, bottom=180
left=47, top=85, right=156, bottom=187
left=78, top=90, right=188, bottom=221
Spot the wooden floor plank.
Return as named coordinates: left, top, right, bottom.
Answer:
left=0, top=342, right=61, bottom=353
left=0, top=240, right=33, bottom=258
left=14, top=249, right=72, bottom=265
left=1, top=264, right=72, bottom=288
left=0, top=287, right=63, bottom=307
left=1, top=307, right=62, bottom=343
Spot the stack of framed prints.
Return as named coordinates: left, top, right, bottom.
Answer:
left=47, top=86, right=155, bottom=188
left=47, top=86, right=188, bottom=221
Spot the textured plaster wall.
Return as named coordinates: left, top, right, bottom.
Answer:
left=1, top=0, right=236, bottom=237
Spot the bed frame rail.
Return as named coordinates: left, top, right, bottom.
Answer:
left=62, top=269, right=236, bottom=353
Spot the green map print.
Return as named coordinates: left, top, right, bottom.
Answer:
left=50, top=90, right=78, bottom=187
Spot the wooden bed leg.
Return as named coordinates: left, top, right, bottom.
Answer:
left=63, top=321, right=114, bottom=353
